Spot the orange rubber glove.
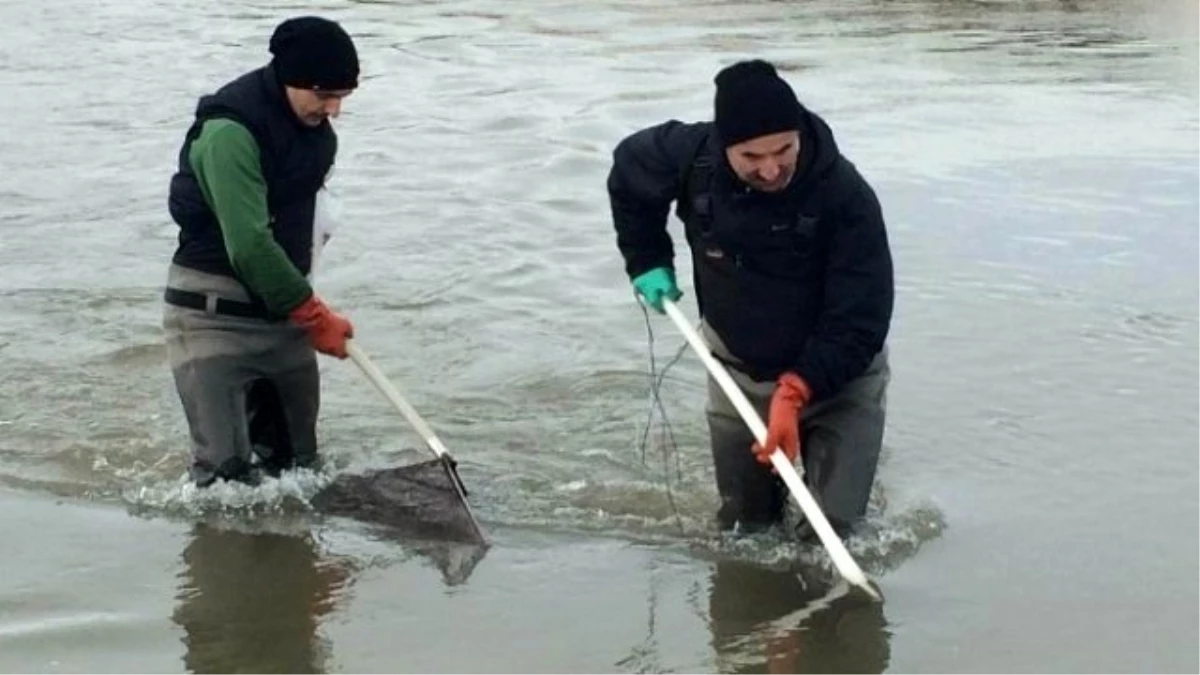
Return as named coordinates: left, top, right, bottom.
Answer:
left=289, top=294, right=354, bottom=359
left=752, top=372, right=813, bottom=469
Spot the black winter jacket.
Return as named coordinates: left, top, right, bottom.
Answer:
left=606, top=110, right=894, bottom=400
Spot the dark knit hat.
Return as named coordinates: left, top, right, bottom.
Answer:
left=713, top=60, right=804, bottom=147
left=269, top=16, right=359, bottom=91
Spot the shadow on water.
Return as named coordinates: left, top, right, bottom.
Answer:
left=172, top=523, right=349, bottom=675
left=615, top=552, right=891, bottom=674
left=706, top=561, right=890, bottom=674
left=309, top=460, right=492, bottom=587
left=172, top=516, right=489, bottom=674
left=167, top=459, right=494, bottom=674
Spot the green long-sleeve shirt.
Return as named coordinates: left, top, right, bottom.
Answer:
left=189, top=118, right=313, bottom=314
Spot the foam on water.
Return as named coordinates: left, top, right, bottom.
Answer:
left=122, top=468, right=333, bottom=520
left=107, top=438, right=947, bottom=583
left=686, top=495, right=948, bottom=580
left=459, top=459, right=948, bottom=581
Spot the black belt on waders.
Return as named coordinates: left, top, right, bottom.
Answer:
left=164, top=287, right=276, bottom=321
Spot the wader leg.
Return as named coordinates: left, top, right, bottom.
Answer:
left=246, top=379, right=295, bottom=476
left=794, top=347, right=890, bottom=540
left=705, top=372, right=786, bottom=532
left=269, top=352, right=320, bottom=471
left=696, top=321, right=891, bottom=538
left=174, top=355, right=318, bottom=486
left=168, top=351, right=260, bottom=487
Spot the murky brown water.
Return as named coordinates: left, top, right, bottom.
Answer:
left=1, top=0, right=1197, bottom=672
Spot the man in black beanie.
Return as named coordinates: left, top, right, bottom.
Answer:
left=607, top=60, right=894, bottom=539
left=163, top=16, right=361, bottom=487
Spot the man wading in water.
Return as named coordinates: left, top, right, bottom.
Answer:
left=163, top=17, right=359, bottom=487
left=606, top=60, right=895, bottom=538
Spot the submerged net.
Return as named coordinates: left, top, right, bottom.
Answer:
left=239, top=377, right=488, bottom=583
left=310, top=457, right=485, bottom=545
left=311, top=457, right=488, bottom=586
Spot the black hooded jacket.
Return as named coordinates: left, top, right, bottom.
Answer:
left=606, top=110, right=894, bottom=400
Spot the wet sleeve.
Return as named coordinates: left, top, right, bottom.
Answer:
left=606, top=120, right=709, bottom=279
left=794, top=171, right=895, bottom=400
left=189, top=119, right=313, bottom=315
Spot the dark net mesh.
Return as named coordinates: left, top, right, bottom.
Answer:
left=311, top=458, right=485, bottom=545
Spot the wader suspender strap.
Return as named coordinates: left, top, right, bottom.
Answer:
left=678, top=135, right=714, bottom=239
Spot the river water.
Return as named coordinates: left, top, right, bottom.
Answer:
left=1, top=0, right=1196, bottom=672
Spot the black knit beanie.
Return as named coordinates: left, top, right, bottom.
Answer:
left=713, top=60, right=805, bottom=147
left=269, top=16, right=359, bottom=91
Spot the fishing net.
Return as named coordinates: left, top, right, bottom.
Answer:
left=311, top=456, right=488, bottom=586
left=239, top=367, right=487, bottom=583
left=311, top=456, right=485, bottom=545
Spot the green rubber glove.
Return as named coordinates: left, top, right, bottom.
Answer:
left=631, top=267, right=683, bottom=313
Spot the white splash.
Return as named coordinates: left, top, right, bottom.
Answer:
left=122, top=468, right=334, bottom=518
